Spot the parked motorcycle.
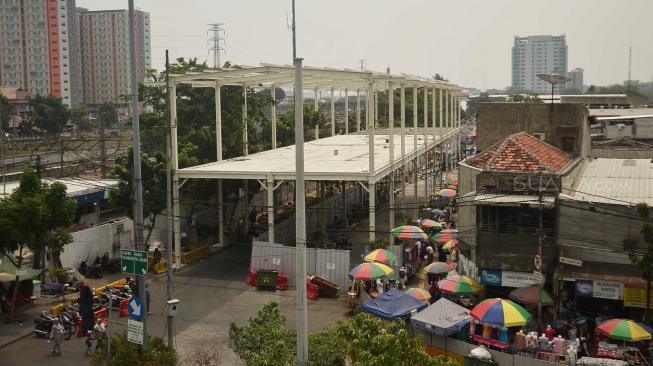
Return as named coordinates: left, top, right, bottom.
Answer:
left=100, top=252, right=120, bottom=274
left=78, top=259, right=103, bottom=279
left=33, top=311, right=57, bottom=337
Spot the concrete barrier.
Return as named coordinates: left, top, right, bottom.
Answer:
left=181, top=245, right=211, bottom=264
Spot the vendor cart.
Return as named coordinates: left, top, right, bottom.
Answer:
left=310, top=276, right=340, bottom=298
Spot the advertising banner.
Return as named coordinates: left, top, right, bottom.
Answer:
left=502, top=271, right=542, bottom=288
left=575, top=279, right=593, bottom=297
left=592, top=280, right=623, bottom=300
left=623, top=285, right=653, bottom=308
left=480, top=269, right=501, bottom=286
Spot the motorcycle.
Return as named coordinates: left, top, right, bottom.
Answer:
left=33, top=311, right=57, bottom=337
left=58, top=311, right=77, bottom=340
left=100, top=252, right=120, bottom=274
left=79, top=258, right=103, bottom=279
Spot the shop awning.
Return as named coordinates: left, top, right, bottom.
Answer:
left=0, top=256, right=43, bottom=282
left=473, top=193, right=555, bottom=208
left=411, top=297, right=470, bottom=336
left=559, top=261, right=645, bottom=285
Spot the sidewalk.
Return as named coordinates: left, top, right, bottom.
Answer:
left=0, top=273, right=122, bottom=349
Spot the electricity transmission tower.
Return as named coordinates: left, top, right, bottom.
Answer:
left=208, top=23, right=225, bottom=69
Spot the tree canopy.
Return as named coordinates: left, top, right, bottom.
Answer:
left=229, top=301, right=456, bottom=366
left=28, top=95, right=70, bottom=134
left=0, top=94, right=14, bottom=130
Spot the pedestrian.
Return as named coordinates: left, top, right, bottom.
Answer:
left=93, top=318, right=106, bottom=351
left=78, top=284, right=94, bottom=334
left=0, top=283, right=8, bottom=322
left=49, top=318, right=65, bottom=355
left=146, top=283, right=151, bottom=315
left=85, top=331, right=93, bottom=355
left=399, top=267, right=406, bottom=289
left=153, top=247, right=162, bottom=264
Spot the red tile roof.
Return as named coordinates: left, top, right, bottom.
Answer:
left=467, top=132, right=572, bottom=173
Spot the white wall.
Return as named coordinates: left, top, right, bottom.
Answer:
left=60, top=218, right=133, bottom=268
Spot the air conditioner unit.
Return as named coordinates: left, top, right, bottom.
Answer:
left=532, top=132, right=546, bottom=141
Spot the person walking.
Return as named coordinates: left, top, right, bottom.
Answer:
left=146, top=283, right=151, bottom=315
left=78, top=284, right=94, bottom=335
left=49, top=318, right=65, bottom=355
left=93, top=318, right=106, bottom=351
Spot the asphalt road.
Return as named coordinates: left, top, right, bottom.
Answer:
left=0, top=241, right=348, bottom=366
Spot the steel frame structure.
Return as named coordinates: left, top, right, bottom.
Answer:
left=166, top=64, right=463, bottom=267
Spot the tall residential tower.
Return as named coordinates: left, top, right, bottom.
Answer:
left=511, top=35, right=568, bottom=93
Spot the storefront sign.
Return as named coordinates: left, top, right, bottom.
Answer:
left=502, top=270, right=542, bottom=288
left=559, top=256, right=583, bottom=267
left=592, top=280, right=623, bottom=300
left=575, top=279, right=593, bottom=297
left=480, top=269, right=501, bottom=286
left=623, top=285, right=653, bottom=308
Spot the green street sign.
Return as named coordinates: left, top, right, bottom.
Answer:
left=121, top=249, right=148, bottom=276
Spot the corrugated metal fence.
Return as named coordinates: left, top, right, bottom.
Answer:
left=591, top=146, right=653, bottom=159
left=250, top=241, right=350, bottom=293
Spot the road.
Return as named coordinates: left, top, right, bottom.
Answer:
left=0, top=242, right=348, bottom=365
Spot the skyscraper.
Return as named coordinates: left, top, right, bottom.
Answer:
left=77, top=8, right=150, bottom=105
left=0, top=0, right=78, bottom=106
left=565, top=68, right=584, bottom=93
left=511, top=35, right=568, bottom=94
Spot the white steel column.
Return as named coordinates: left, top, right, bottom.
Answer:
left=356, top=89, right=361, bottom=131
left=374, top=91, right=378, bottom=128
left=368, top=80, right=375, bottom=243
left=267, top=173, right=274, bottom=243
left=388, top=81, right=395, bottom=239
left=423, top=87, right=429, bottom=206
left=439, top=88, right=444, bottom=186
left=344, top=89, right=349, bottom=134
left=171, top=82, right=182, bottom=268
left=400, top=84, right=406, bottom=214
left=412, top=87, right=418, bottom=218
left=271, top=83, right=277, bottom=149
left=330, top=87, right=335, bottom=136
left=242, top=85, right=248, bottom=156
left=431, top=87, right=436, bottom=146
left=314, top=87, right=319, bottom=111
left=215, top=81, right=224, bottom=248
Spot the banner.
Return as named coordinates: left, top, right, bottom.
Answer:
left=593, top=280, right=623, bottom=300
left=502, top=271, right=542, bottom=288
left=575, top=279, right=593, bottom=297
left=624, top=285, right=653, bottom=308
left=480, top=269, right=501, bottom=286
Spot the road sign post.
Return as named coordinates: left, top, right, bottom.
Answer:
left=121, top=249, right=148, bottom=276
left=128, top=296, right=144, bottom=321
left=127, top=318, right=144, bottom=345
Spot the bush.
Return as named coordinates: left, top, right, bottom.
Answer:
left=91, top=333, right=177, bottom=366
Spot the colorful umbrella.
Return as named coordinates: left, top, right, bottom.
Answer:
left=420, top=219, right=442, bottom=230
left=364, top=249, right=398, bottom=265
left=598, top=319, right=652, bottom=342
left=509, top=286, right=554, bottom=306
left=424, top=261, right=454, bottom=275
left=438, top=275, right=483, bottom=296
left=391, top=225, right=428, bottom=241
left=348, top=262, right=394, bottom=281
left=405, top=288, right=431, bottom=302
left=436, top=189, right=457, bottom=198
left=471, top=298, right=532, bottom=328
left=432, top=231, right=458, bottom=244
left=441, top=240, right=458, bottom=250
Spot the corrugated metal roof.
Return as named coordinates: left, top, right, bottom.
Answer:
left=568, top=158, right=653, bottom=206
left=474, top=193, right=555, bottom=207
left=595, top=115, right=653, bottom=121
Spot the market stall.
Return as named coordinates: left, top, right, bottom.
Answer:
left=361, top=288, right=428, bottom=321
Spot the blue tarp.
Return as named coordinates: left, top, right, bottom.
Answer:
left=361, top=288, right=428, bottom=321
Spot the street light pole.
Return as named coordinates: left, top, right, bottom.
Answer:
left=128, top=0, right=147, bottom=348
left=165, top=49, right=174, bottom=349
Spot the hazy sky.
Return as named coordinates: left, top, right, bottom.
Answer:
left=78, top=0, right=653, bottom=90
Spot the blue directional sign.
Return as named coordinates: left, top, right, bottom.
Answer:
left=128, top=296, right=144, bottom=321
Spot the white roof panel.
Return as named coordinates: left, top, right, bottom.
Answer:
left=178, top=129, right=458, bottom=182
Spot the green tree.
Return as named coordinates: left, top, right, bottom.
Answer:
left=110, top=150, right=167, bottom=246
left=98, top=102, right=119, bottom=130
left=70, top=106, right=92, bottom=132
left=508, top=93, right=542, bottom=103
left=229, top=301, right=456, bottom=366
left=624, top=203, right=653, bottom=320
left=91, top=333, right=177, bottom=366
left=0, top=168, right=76, bottom=321
left=28, top=95, right=70, bottom=134
left=0, top=94, right=14, bottom=130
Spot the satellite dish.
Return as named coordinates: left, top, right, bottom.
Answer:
left=537, top=72, right=572, bottom=108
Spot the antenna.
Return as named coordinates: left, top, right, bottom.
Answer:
left=207, top=23, right=225, bottom=69
left=359, top=59, right=366, bottom=71
left=627, top=42, right=632, bottom=90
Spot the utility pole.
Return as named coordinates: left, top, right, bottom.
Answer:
left=59, top=134, right=64, bottom=178
left=0, top=102, right=4, bottom=195
left=627, top=43, right=632, bottom=90
left=165, top=49, right=175, bottom=349
left=537, top=173, right=544, bottom=328
left=128, top=0, right=147, bottom=348
left=208, top=23, right=225, bottom=69
left=359, top=59, right=365, bottom=71
left=100, top=113, right=107, bottom=178
left=292, top=1, right=308, bottom=364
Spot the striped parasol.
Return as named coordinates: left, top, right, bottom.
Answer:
left=441, top=239, right=458, bottom=250
left=471, top=298, right=532, bottom=328
left=420, top=219, right=443, bottom=229
left=404, top=288, right=431, bottom=302
left=391, top=225, right=428, bottom=241
left=436, top=188, right=457, bottom=198
left=438, top=275, right=483, bottom=296
left=598, top=319, right=652, bottom=342
left=348, top=262, right=394, bottom=281
left=424, top=261, right=454, bottom=275
left=364, top=249, right=398, bottom=265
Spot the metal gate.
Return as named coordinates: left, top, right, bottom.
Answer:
left=250, top=241, right=351, bottom=293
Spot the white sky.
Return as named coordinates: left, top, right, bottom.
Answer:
left=77, top=0, right=653, bottom=90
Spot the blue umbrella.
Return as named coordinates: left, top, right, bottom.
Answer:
left=431, top=208, right=445, bottom=217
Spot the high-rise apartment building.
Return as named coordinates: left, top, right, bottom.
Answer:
left=565, top=68, right=584, bottom=93
left=0, top=0, right=77, bottom=105
left=0, top=2, right=150, bottom=107
left=511, top=35, right=568, bottom=93
left=77, top=8, right=150, bottom=105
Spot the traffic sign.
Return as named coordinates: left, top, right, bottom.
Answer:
left=121, top=249, right=148, bottom=276
left=533, top=270, right=543, bottom=284
left=534, top=254, right=542, bottom=272
left=127, top=318, right=144, bottom=345
left=128, top=296, right=143, bottom=321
